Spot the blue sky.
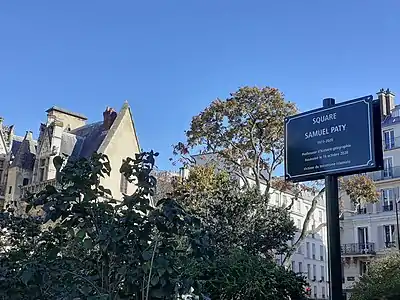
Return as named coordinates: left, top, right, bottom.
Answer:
left=1, top=0, right=399, bottom=171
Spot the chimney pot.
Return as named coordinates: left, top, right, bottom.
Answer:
left=103, top=107, right=118, bottom=130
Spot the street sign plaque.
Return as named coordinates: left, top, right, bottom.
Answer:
left=284, top=95, right=383, bottom=182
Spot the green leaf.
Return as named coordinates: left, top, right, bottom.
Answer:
left=142, top=250, right=153, bottom=261
left=21, top=269, right=33, bottom=286
left=151, top=274, right=160, bottom=286
left=76, top=229, right=86, bottom=240
left=83, top=238, right=93, bottom=249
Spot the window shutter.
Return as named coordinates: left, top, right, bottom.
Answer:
left=377, top=225, right=384, bottom=250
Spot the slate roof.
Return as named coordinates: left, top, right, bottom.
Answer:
left=382, top=105, right=400, bottom=128
left=61, top=121, right=108, bottom=159
left=10, top=136, right=23, bottom=155
left=10, top=135, right=37, bottom=170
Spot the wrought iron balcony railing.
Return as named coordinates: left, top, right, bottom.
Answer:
left=382, top=203, right=394, bottom=212
left=20, top=179, right=58, bottom=196
left=366, top=166, right=400, bottom=181
left=341, top=243, right=376, bottom=255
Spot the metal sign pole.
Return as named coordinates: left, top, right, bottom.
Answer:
left=323, top=98, right=344, bottom=300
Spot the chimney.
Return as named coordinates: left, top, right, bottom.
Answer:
left=103, top=107, right=118, bottom=130
left=377, top=88, right=387, bottom=120
left=25, top=131, right=33, bottom=140
left=385, top=88, right=395, bottom=116
left=7, top=125, right=14, bottom=144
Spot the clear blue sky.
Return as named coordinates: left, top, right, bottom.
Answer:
left=1, top=0, right=399, bottom=171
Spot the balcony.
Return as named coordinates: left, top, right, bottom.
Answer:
left=20, top=179, right=58, bottom=196
left=357, top=207, right=367, bottom=214
left=341, top=243, right=376, bottom=256
left=385, top=241, right=397, bottom=248
left=367, top=166, right=400, bottom=182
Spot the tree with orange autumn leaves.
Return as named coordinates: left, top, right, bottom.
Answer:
left=173, top=86, right=380, bottom=264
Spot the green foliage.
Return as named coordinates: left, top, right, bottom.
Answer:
left=173, top=86, right=298, bottom=190
left=173, top=167, right=307, bottom=299
left=351, top=252, right=400, bottom=300
left=0, top=151, right=208, bottom=299
left=201, top=248, right=307, bottom=300
left=0, top=151, right=308, bottom=299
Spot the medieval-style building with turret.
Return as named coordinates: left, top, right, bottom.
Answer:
left=0, top=102, right=140, bottom=210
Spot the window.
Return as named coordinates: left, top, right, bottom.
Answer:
left=296, top=199, right=300, bottom=211
left=297, top=219, right=301, bottom=229
left=384, top=225, right=396, bottom=248
left=275, top=258, right=280, bottom=265
left=313, top=286, right=317, bottom=298
left=312, top=264, right=317, bottom=280
left=359, top=261, right=368, bottom=276
left=0, top=169, right=2, bottom=183
left=282, top=195, right=288, bottom=207
left=0, top=160, right=4, bottom=169
left=120, top=173, right=128, bottom=194
left=307, top=264, right=311, bottom=279
left=320, top=265, right=325, bottom=281
left=383, top=157, right=393, bottom=177
left=298, top=262, right=303, bottom=273
left=291, top=261, right=296, bottom=271
left=312, top=243, right=316, bottom=259
left=322, top=286, right=326, bottom=298
left=320, top=245, right=324, bottom=261
left=8, top=186, right=12, bottom=194
left=297, top=244, right=303, bottom=254
left=318, top=210, right=323, bottom=222
left=384, top=130, right=395, bottom=150
left=22, top=178, right=29, bottom=186
left=305, top=205, right=309, bottom=215
left=358, top=227, right=369, bottom=246
left=39, top=158, right=47, bottom=182
left=382, top=189, right=394, bottom=211
left=306, top=242, right=310, bottom=258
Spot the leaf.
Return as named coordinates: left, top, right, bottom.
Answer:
left=76, top=229, right=86, bottom=240
left=83, top=238, right=93, bottom=249
left=142, top=250, right=153, bottom=261
left=151, top=275, right=160, bottom=286
left=21, top=269, right=33, bottom=286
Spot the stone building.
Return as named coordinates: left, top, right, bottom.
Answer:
left=0, top=102, right=140, bottom=210
left=340, top=88, right=400, bottom=299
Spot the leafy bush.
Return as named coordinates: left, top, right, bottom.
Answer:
left=0, top=151, right=208, bottom=299
left=351, top=252, right=400, bottom=300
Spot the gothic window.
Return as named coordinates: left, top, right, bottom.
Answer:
left=39, top=158, right=48, bottom=182
left=120, top=173, right=128, bottom=194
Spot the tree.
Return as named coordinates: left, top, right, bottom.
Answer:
left=172, top=165, right=309, bottom=299
left=173, top=86, right=379, bottom=264
left=174, top=86, right=297, bottom=193
left=0, top=151, right=209, bottom=299
left=351, top=251, right=400, bottom=300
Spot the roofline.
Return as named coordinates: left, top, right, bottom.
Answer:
left=46, top=106, right=88, bottom=120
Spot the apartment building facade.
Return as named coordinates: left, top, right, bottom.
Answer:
left=340, top=89, right=400, bottom=299
left=193, top=154, right=329, bottom=299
